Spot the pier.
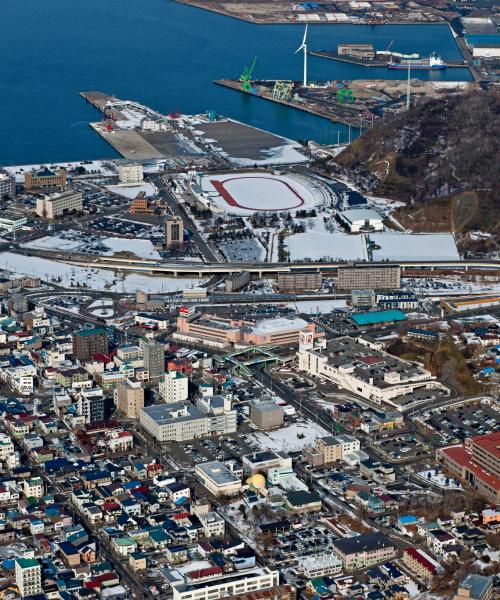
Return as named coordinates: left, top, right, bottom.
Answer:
left=214, top=79, right=363, bottom=127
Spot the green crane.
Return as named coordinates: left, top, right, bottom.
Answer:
left=239, top=57, right=257, bottom=92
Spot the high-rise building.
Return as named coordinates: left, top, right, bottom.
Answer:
left=0, top=170, right=16, bottom=199
left=72, top=327, right=109, bottom=362
left=115, top=378, right=144, bottom=419
left=15, top=557, right=42, bottom=598
left=143, top=340, right=165, bottom=381
left=337, top=265, right=401, bottom=291
left=159, top=370, right=189, bottom=403
left=165, top=216, right=184, bottom=250
left=77, top=388, right=106, bottom=424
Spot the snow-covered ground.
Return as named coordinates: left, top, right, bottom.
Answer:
left=229, top=143, right=308, bottom=167
left=286, top=299, right=348, bottom=314
left=286, top=232, right=368, bottom=261
left=370, top=233, right=459, bottom=261
left=87, top=299, right=114, bottom=309
left=106, top=182, right=156, bottom=199
left=3, top=160, right=117, bottom=182
left=416, top=470, right=462, bottom=490
left=249, top=421, right=329, bottom=453
left=101, top=237, right=160, bottom=259
left=201, top=172, right=322, bottom=216
left=91, top=308, right=115, bottom=317
left=0, top=252, right=203, bottom=293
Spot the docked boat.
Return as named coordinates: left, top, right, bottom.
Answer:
left=388, top=53, right=447, bottom=70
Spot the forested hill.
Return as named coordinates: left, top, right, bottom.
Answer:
left=336, top=91, right=499, bottom=236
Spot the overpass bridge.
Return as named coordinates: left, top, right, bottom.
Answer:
left=61, top=254, right=500, bottom=277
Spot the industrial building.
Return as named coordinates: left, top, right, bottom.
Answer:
left=277, top=270, right=322, bottom=293
left=338, top=43, right=375, bottom=59
left=338, top=208, right=383, bottom=232
left=298, top=336, right=445, bottom=411
left=36, top=189, right=83, bottom=219
left=337, top=265, right=401, bottom=291
left=25, top=167, right=67, bottom=191
left=350, top=309, right=407, bottom=328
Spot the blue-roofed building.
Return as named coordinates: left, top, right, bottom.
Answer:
left=455, top=574, right=494, bottom=600
left=351, top=310, right=407, bottom=327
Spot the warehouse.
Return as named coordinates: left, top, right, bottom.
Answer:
left=338, top=208, right=383, bottom=233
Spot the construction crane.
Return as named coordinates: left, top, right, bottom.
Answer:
left=239, top=57, right=257, bottom=92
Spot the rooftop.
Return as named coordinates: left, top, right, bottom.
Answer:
left=195, top=461, right=241, bottom=485
left=351, top=310, right=407, bottom=326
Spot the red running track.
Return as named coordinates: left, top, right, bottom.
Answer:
left=210, top=176, right=305, bottom=211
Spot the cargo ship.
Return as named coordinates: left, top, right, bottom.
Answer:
left=388, top=53, right=446, bottom=70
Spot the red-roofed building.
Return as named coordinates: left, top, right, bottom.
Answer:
left=437, top=432, right=500, bottom=504
left=186, top=566, right=223, bottom=582
left=403, top=547, right=443, bottom=582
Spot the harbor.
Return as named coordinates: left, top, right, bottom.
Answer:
left=309, top=50, right=469, bottom=70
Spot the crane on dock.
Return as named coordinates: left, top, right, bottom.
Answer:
left=239, top=57, right=257, bottom=92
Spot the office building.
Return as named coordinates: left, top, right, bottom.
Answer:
left=73, top=327, right=109, bottom=362
left=159, top=370, right=189, bottom=403
left=250, top=400, right=284, bottom=430
left=277, top=270, right=322, bottom=293
left=225, top=270, right=251, bottom=292
left=437, top=431, right=500, bottom=504
left=115, top=378, right=144, bottom=419
left=313, top=435, right=361, bottom=464
left=25, top=167, right=67, bottom=191
left=130, top=193, right=154, bottom=214
left=377, top=291, right=419, bottom=310
left=242, top=451, right=292, bottom=475
left=143, top=340, right=165, bottom=381
left=36, top=189, right=83, bottom=219
left=0, top=170, right=15, bottom=199
left=165, top=216, right=184, bottom=250
left=119, top=164, right=144, bottom=183
left=337, top=265, right=401, bottom=291
left=15, top=557, right=42, bottom=598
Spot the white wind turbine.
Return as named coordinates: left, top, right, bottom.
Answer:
left=296, top=25, right=308, bottom=87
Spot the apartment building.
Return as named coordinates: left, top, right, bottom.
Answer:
left=77, top=388, right=105, bottom=424
left=143, top=340, right=165, bottom=382
left=115, top=378, right=144, bottom=419
left=198, top=511, right=226, bottom=537
left=159, top=370, right=189, bottom=403
left=36, top=189, right=83, bottom=219
left=402, top=547, right=443, bottom=583
left=0, top=169, right=15, bottom=199
left=313, top=434, right=361, bottom=464
left=119, top=164, right=143, bottom=183
left=73, top=327, right=109, bottom=361
left=277, top=271, right=322, bottom=293
left=332, top=533, right=396, bottom=570
left=337, top=265, right=401, bottom=291
left=437, top=431, right=500, bottom=503
left=15, top=557, right=42, bottom=598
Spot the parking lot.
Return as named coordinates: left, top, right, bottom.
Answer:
left=274, top=522, right=339, bottom=563
left=89, top=216, right=161, bottom=238
left=375, top=434, right=431, bottom=461
left=421, top=400, right=499, bottom=445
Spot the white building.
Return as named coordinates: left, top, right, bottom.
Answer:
left=195, top=461, right=242, bottom=497
left=119, top=164, right=143, bottom=183
left=36, top=189, right=83, bottom=219
left=2, top=365, right=36, bottom=395
left=301, top=554, right=342, bottom=578
left=0, top=432, right=15, bottom=463
left=172, top=568, right=279, bottom=600
left=22, top=477, right=44, bottom=499
left=298, top=336, right=445, bottom=411
left=15, top=558, right=42, bottom=598
left=198, top=511, right=226, bottom=538
left=0, top=211, right=27, bottom=232
left=338, top=208, right=383, bottom=233
left=159, top=370, right=189, bottom=404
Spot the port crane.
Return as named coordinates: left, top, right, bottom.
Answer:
left=239, top=57, right=257, bottom=92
